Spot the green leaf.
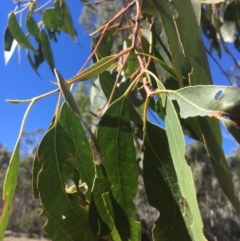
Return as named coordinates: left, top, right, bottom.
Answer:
left=0, top=141, right=20, bottom=240
left=60, top=103, right=95, bottom=200
left=55, top=69, right=81, bottom=118
left=4, top=26, right=14, bottom=51
left=61, top=0, right=77, bottom=40
left=157, top=81, right=206, bottom=240
left=37, top=123, right=97, bottom=240
left=8, top=12, right=38, bottom=55
left=71, top=55, right=116, bottom=82
left=26, top=14, right=39, bottom=39
left=169, top=85, right=240, bottom=120
left=153, top=0, right=183, bottom=87
left=26, top=50, right=41, bottom=77
left=97, top=96, right=140, bottom=240
left=171, top=0, right=212, bottom=85
left=42, top=8, right=64, bottom=32
left=143, top=122, right=192, bottom=240
left=40, top=29, right=55, bottom=73
left=34, top=44, right=45, bottom=69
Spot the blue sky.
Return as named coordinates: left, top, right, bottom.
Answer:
left=0, top=1, right=239, bottom=155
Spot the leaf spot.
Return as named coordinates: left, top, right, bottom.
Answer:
left=39, top=156, right=45, bottom=161
left=62, top=215, right=66, bottom=220
left=215, top=90, right=222, bottom=100
left=67, top=153, right=74, bottom=161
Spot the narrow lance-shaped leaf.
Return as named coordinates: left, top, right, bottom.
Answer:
left=4, top=26, right=14, bottom=51
left=55, top=69, right=81, bottom=118
left=67, top=55, right=116, bottom=83
left=26, top=13, right=39, bottom=40
left=4, top=27, right=18, bottom=65
left=61, top=0, right=77, bottom=40
left=37, top=123, right=97, bottom=240
left=40, top=29, right=55, bottom=73
left=97, top=96, right=140, bottom=240
left=143, top=122, right=192, bottom=240
left=0, top=141, right=20, bottom=240
left=26, top=50, right=41, bottom=78
left=171, top=0, right=211, bottom=85
left=153, top=0, right=183, bottom=87
left=8, top=12, right=38, bottom=55
left=60, top=103, right=95, bottom=200
left=157, top=81, right=206, bottom=240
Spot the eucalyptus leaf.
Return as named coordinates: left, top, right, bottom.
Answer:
left=61, top=0, right=77, bottom=40
left=26, top=14, right=39, bottom=39
left=0, top=141, right=20, bottom=240
left=55, top=69, right=81, bottom=117
left=40, top=29, right=55, bottom=73
left=169, top=85, right=240, bottom=120
left=60, top=103, right=95, bottom=200
left=37, top=123, right=97, bottom=240
left=97, top=96, right=140, bottom=240
left=8, top=12, right=38, bottom=55
left=157, top=81, right=206, bottom=240
left=153, top=0, right=183, bottom=87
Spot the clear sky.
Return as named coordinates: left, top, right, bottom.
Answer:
left=0, top=1, right=239, bottom=155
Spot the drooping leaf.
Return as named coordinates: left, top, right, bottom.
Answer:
left=169, top=85, right=240, bottom=120
left=153, top=0, right=183, bottom=87
left=171, top=0, right=212, bottom=85
left=60, top=103, right=95, bottom=200
left=4, top=26, right=14, bottom=51
left=68, top=55, right=116, bottom=83
left=34, top=43, right=45, bottom=69
left=37, top=123, right=97, bottom=240
left=26, top=14, right=39, bottom=40
left=26, top=50, right=41, bottom=77
left=55, top=69, right=81, bottom=117
left=8, top=12, right=38, bottom=55
left=97, top=96, right=141, bottom=240
left=0, top=141, right=20, bottom=240
left=40, top=29, right=55, bottom=73
left=42, top=8, right=64, bottom=32
left=4, top=27, right=18, bottom=65
left=157, top=81, right=206, bottom=240
left=61, top=0, right=77, bottom=40
left=143, top=122, right=193, bottom=240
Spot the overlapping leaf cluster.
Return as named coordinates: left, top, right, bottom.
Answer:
left=1, top=0, right=240, bottom=240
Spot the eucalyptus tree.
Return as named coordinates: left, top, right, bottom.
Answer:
left=2, top=0, right=240, bottom=241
